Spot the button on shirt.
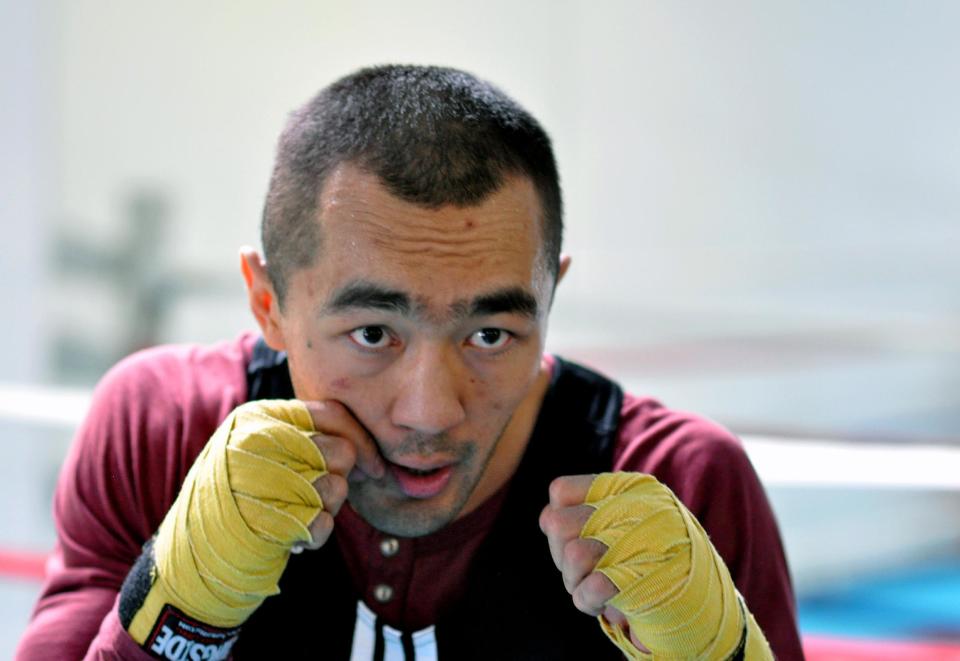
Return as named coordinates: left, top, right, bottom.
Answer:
left=379, top=537, right=400, bottom=558
left=373, top=583, right=394, bottom=603
left=334, top=488, right=510, bottom=632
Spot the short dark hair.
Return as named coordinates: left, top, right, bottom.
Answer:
left=261, top=64, right=563, bottom=305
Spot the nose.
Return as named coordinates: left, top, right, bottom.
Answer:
left=389, top=344, right=467, bottom=435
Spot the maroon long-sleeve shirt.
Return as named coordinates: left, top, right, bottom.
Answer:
left=16, top=332, right=803, bottom=659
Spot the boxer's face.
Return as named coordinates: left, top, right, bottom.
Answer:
left=249, top=163, right=563, bottom=537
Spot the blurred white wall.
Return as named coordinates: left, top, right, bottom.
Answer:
left=0, top=0, right=53, bottom=384
left=26, top=0, right=956, bottom=400
left=45, top=7, right=960, bottom=302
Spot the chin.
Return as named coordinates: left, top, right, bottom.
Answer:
left=349, top=481, right=472, bottom=538
left=356, top=501, right=461, bottom=538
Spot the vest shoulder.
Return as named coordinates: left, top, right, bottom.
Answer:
left=99, top=332, right=255, bottom=398
left=615, top=391, right=753, bottom=484
left=83, top=332, right=257, bottom=456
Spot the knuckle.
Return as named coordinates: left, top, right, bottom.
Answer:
left=548, top=476, right=568, bottom=504
left=316, top=475, right=348, bottom=515
left=328, top=440, right=357, bottom=474
left=563, top=539, right=587, bottom=569
left=316, top=510, right=334, bottom=529
left=571, top=585, right=590, bottom=613
left=309, top=511, right=334, bottom=545
left=538, top=506, right=555, bottom=534
left=585, top=570, right=618, bottom=604
left=573, top=576, right=604, bottom=616
left=318, top=436, right=358, bottom=474
left=340, top=439, right=358, bottom=466
left=564, top=539, right=601, bottom=582
left=326, top=474, right=348, bottom=504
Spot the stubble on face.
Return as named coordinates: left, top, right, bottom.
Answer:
left=348, top=419, right=513, bottom=537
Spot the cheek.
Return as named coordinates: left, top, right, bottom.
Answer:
left=285, top=348, right=356, bottom=401
left=466, top=368, right=530, bottom=416
left=329, top=374, right=394, bottom=429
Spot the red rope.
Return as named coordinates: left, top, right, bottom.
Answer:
left=0, top=549, right=47, bottom=581
left=804, top=635, right=960, bottom=660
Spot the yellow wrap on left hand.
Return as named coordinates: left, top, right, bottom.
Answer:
left=128, top=400, right=326, bottom=643
left=582, top=472, right=773, bottom=660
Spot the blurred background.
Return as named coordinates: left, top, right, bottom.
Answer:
left=2, top=1, right=958, bottom=658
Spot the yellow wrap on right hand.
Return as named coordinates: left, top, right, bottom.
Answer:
left=582, top=473, right=773, bottom=660
left=127, top=400, right=326, bottom=643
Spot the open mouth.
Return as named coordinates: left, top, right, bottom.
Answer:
left=402, top=466, right=443, bottom=477
left=388, top=462, right=455, bottom=499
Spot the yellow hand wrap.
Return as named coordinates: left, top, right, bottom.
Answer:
left=127, top=400, right=326, bottom=644
left=582, top=473, right=772, bottom=660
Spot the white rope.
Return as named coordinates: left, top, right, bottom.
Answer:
left=0, top=381, right=957, bottom=490
left=0, top=382, right=91, bottom=428
left=742, top=436, right=960, bottom=491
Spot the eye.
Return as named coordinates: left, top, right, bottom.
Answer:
left=348, top=326, right=393, bottom=349
left=467, top=328, right=512, bottom=350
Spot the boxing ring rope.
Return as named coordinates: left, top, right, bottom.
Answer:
left=0, top=382, right=92, bottom=430
left=1, top=379, right=957, bottom=579
left=1, top=380, right=957, bottom=494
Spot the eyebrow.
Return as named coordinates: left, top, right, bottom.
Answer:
left=466, top=287, right=539, bottom=319
left=323, top=281, right=539, bottom=320
left=324, top=281, right=412, bottom=315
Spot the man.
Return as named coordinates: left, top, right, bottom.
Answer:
left=18, top=65, right=803, bottom=659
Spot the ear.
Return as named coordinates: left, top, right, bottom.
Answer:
left=556, top=253, right=572, bottom=284
left=546, top=253, right=572, bottom=310
left=240, top=246, right=286, bottom=351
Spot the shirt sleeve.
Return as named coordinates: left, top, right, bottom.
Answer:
left=15, top=340, right=248, bottom=659
left=612, top=395, right=805, bottom=661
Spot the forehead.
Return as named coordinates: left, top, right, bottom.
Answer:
left=305, top=164, right=547, bottom=311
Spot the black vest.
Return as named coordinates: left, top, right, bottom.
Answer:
left=234, top=339, right=625, bottom=660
